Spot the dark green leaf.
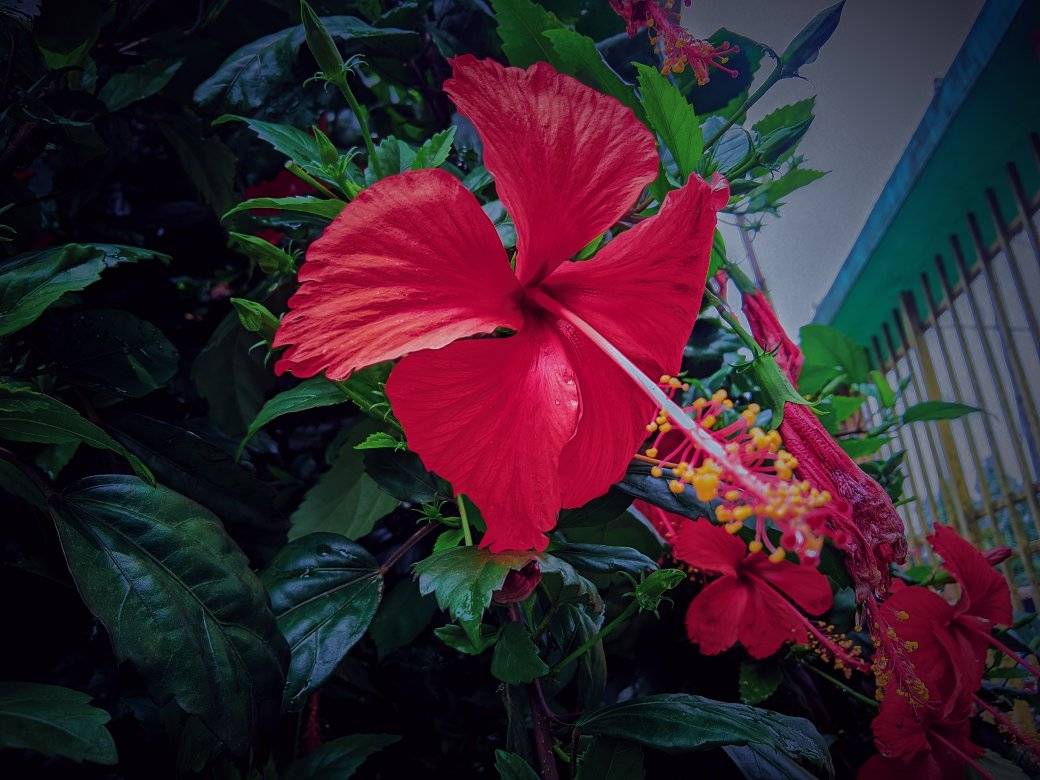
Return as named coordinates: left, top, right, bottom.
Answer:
left=902, top=400, right=977, bottom=424
left=779, top=1, right=845, bottom=78
left=724, top=744, right=818, bottom=780
left=539, top=554, right=603, bottom=614
left=230, top=297, right=279, bottom=340
left=545, top=28, right=641, bottom=115
left=490, top=0, right=564, bottom=69
left=495, top=749, right=540, bottom=780
left=239, top=377, right=349, bottom=456
left=577, top=738, right=644, bottom=780
left=53, top=476, right=287, bottom=754
left=558, top=490, right=661, bottom=558
left=0, top=384, right=152, bottom=481
left=36, top=309, right=178, bottom=406
left=363, top=448, right=442, bottom=503
left=0, top=682, right=117, bottom=764
left=284, top=733, right=400, bottom=780
left=411, top=126, right=456, bottom=169
left=369, top=578, right=437, bottom=659
left=434, top=623, right=500, bottom=655
left=634, top=568, right=685, bottom=612
left=799, top=323, right=870, bottom=385
left=0, top=460, right=45, bottom=507
left=290, top=437, right=397, bottom=541
left=354, top=431, right=405, bottom=451
left=262, top=532, right=382, bottom=709
left=619, top=461, right=713, bottom=521
left=838, top=436, right=890, bottom=459
left=551, top=542, right=656, bottom=580
left=0, top=243, right=166, bottom=337
left=576, top=694, right=831, bottom=773
left=634, top=62, right=701, bottom=178
left=228, top=231, right=296, bottom=275
left=99, top=58, right=181, bottom=112
left=223, top=196, right=345, bottom=221
left=739, top=660, right=782, bottom=705
left=491, top=622, right=549, bottom=684
left=158, top=120, right=237, bottom=214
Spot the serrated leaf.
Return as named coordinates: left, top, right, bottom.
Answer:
left=576, top=694, right=831, bottom=773
left=354, top=431, right=404, bottom=451
left=99, top=58, right=181, bottom=112
left=53, top=476, right=287, bottom=754
left=753, top=98, right=817, bottom=137
left=0, top=243, right=166, bottom=337
left=490, top=0, right=564, bottom=69
left=363, top=448, right=442, bottom=503
left=0, top=682, right=117, bottom=765
left=434, top=623, right=500, bottom=655
left=238, top=377, right=349, bottom=457
left=545, top=28, right=641, bottom=115
left=0, top=384, right=152, bottom=482
left=223, top=195, right=344, bottom=221
left=411, top=126, right=456, bottom=169
left=262, top=533, right=382, bottom=709
left=739, top=660, right=782, bottom=705
left=284, top=733, right=399, bottom=780
left=491, top=622, right=549, bottom=684
left=228, top=231, right=296, bottom=274
left=634, top=62, right=701, bottom=178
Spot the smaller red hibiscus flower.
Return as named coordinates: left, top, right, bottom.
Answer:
left=672, top=518, right=847, bottom=660
left=859, top=693, right=984, bottom=780
left=742, top=290, right=804, bottom=381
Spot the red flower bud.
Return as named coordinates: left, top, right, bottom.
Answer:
left=742, top=291, right=804, bottom=382
left=492, top=561, right=541, bottom=604
left=984, top=546, right=1014, bottom=567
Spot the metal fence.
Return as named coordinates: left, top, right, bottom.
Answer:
left=863, top=133, right=1040, bottom=610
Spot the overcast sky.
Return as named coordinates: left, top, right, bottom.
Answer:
left=684, top=0, right=985, bottom=331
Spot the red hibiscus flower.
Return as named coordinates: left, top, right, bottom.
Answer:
left=273, top=55, right=727, bottom=552
left=742, top=290, right=804, bottom=381
left=882, top=525, right=1016, bottom=704
left=859, top=692, right=984, bottom=780
left=672, top=519, right=837, bottom=659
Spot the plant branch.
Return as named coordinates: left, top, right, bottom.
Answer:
left=456, top=494, right=474, bottom=546
left=550, top=600, right=638, bottom=674
left=703, top=62, right=782, bottom=150
left=379, top=523, right=435, bottom=574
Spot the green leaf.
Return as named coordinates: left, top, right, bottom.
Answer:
left=301, top=1, right=347, bottom=83
left=738, top=660, right=782, bottom=705
left=634, top=568, right=685, bottom=612
left=369, top=578, right=437, bottom=659
left=870, top=369, right=896, bottom=409
left=558, top=489, right=661, bottom=559
left=223, top=195, right=345, bottom=221
left=634, top=62, right=701, bottom=179
left=284, top=733, right=400, bottom=780
left=779, top=1, right=845, bottom=78
left=902, top=400, right=977, bottom=424
left=491, top=622, right=549, bottom=684
left=799, top=323, right=870, bottom=385
left=434, top=623, right=500, bottom=655
left=815, top=394, right=864, bottom=435
left=290, top=438, right=398, bottom=541
left=0, top=243, right=166, bottom=338
left=239, top=377, right=350, bottom=456
left=262, top=532, right=382, bottom=709
left=724, top=744, right=818, bottom=780
left=577, top=738, right=644, bottom=780
left=490, top=0, right=564, bottom=69
left=495, top=749, right=540, bottom=780
left=228, top=231, right=296, bottom=275
left=576, top=694, right=831, bottom=773
left=411, top=126, right=456, bottom=169
left=99, top=58, right=181, bottom=112
left=763, top=167, right=826, bottom=205
left=414, top=546, right=532, bottom=635
left=363, top=448, right=442, bottom=503
left=158, top=119, right=237, bottom=214
left=230, top=297, right=279, bottom=340
left=544, top=28, right=641, bottom=115
left=619, top=460, right=713, bottom=522
left=838, top=436, right=890, bottom=459
left=36, top=309, right=178, bottom=406
left=53, top=476, right=287, bottom=754
left=354, top=431, right=404, bottom=451
left=551, top=542, right=657, bottom=580
left=216, top=115, right=322, bottom=168
left=0, top=384, right=152, bottom=482
left=0, top=682, right=117, bottom=765
left=194, top=16, right=411, bottom=113
left=753, top=98, right=816, bottom=137
left=0, top=460, right=45, bottom=507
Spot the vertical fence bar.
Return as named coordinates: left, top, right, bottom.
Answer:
left=966, top=213, right=1040, bottom=475
left=872, top=335, right=926, bottom=560
left=985, top=187, right=1040, bottom=361
left=900, top=292, right=975, bottom=539
left=937, top=252, right=1035, bottom=606
left=893, top=307, right=960, bottom=528
left=882, top=321, right=944, bottom=534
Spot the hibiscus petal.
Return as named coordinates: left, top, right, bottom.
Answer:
left=671, top=519, right=745, bottom=575
left=386, top=312, right=579, bottom=552
left=685, top=576, right=747, bottom=654
left=749, top=556, right=833, bottom=616
left=872, top=693, right=931, bottom=760
left=541, top=173, right=728, bottom=376
left=444, top=55, right=658, bottom=286
left=274, top=169, right=522, bottom=380
left=553, top=318, right=655, bottom=508
left=739, top=584, right=809, bottom=659
left=929, top=524, right=1012, bottom=625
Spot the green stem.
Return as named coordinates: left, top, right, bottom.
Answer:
left=703, top=289, right=762, bottom=355
left=804, top=664, right=877, bottom=708
left=550, top=601, right=638, bottom=674
left=285, top=162, right=340, bottom=199
left=456, top=494, right=473, bottom=547
left=333, top=76, right=379, bottom=177
left=704, top=63, right=782, bottom=150
left=723, top=259, right=757, bottom=295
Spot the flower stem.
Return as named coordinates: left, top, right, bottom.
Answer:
left=974, top=694, right=1040, bottom=761
left=973, top=623, right=1040, bottom=678
left=703, top=288, right=762, bottom=354
left=456, top=494, right=474, bottom=547
left=703, top=63, right=782, bottom=150
left=379, top=523, right=435, bottom=574
left=804, top=664, right=877, bottom=708
left=332, top=76, right=379, bottom=178
left=550, top=600, right=638, bottom=674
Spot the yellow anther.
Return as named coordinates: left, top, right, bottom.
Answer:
left=747, top=403, right=761, bottom=414
left=715, top=506, right=731, bottom=522
left=668, top=480, right=685, bottom=494
left=674, top=461, right=688, bottom=476
left=904, top=641, right=919, bottom=652
left=644, top=447, right=658, bottom=458
left=724, top=490, right=741, bottom=502
left=692, top=398, right=707, bottom=411
left=722, top=399, right=734, bottom=409
left=650, top=466, right=663, bottom=478
left=732, top=505, right=753, bottom=521
left=645, top=423, right=658, bottom=433
left=725, top=522, right=743, bottom=534
left=768, top=548, right=787, bottom=564
left=711, top=389, right=728, bottom=403
left=748, top=540, right=763, bottom=554
left=659, top=422, right=673, bottom=433
left=669, top=377, right=682, bottom=388
left=701, top=414, right=717, bottom=429
left=895, top=610, right=909, bottom=622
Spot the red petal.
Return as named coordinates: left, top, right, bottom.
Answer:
left=386, top=312, right=579, bottom=552
left=738, top=583, right=808, bottom=658
left=685, top=576, right=747, bottom=654
left=542, top=174, right=728, bottom=376
left=872, top=694, right=930, bottom=760
left=749, top=556, right=833, bottom=616
left=274, top=169, right=522, bottom=380
left=444, top=55, right=658, bottom=287
left=929, top=524, right=1012, bottom=625
left=671, top=519, right=745, bottom=575
left=553, top=318, right=655, bottom=508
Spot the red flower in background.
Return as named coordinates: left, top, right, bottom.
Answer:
left=274, top=56, right=727, bottom=552
left=672, top=519, right=833, bottom=658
